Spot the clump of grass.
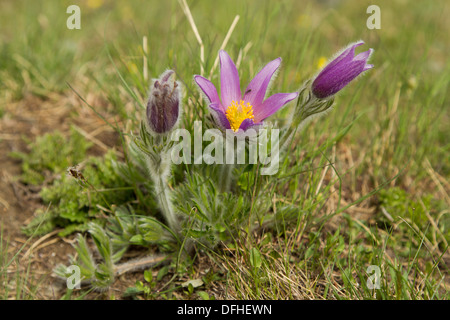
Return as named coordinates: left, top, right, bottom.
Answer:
left=378, top=187, right=449, bottom=252
left=213, top=220, right=449, bottom=300
left=0, top=228, right=44, bottom=300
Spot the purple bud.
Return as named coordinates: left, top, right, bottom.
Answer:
left=312, top=41, right=374, bottom=99
left=146, top=70, right=181, bottom=134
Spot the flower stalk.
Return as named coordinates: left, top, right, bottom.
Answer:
left=219, top=162, right=234, bottom=192
left=276, top=41, right=374, bottom=158
left=152, top=161, right=179, bottom=233
left=134, top=70, right=183, bottom=234
left=134, top=121, right=181, bottom=234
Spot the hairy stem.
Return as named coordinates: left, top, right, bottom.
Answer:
left=155, top=171, right=179, bottom=233
left=146, top=153, right=180, bottom=234
left=220, top=163, right=234, bottom=192
left=114, top=254, right=169, bottom=276
left=271, top=95, right=322, bottom=163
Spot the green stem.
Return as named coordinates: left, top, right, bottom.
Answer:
left=156, top=174, right=179, bottom=233
left=147, top=154, right=180, bottom=234
left=220, top=163, right=234, bottom=192
left=266, top=95, right=317, bottom=168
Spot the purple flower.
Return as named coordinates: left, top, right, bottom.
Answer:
left=146, top=70, right=181, bottom=134
left=312, top=41, right=374, bottom=99
left=194, top=50, right=298, bottom=132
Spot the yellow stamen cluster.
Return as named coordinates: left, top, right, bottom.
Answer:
left=225, top=100, right=254, bottom=132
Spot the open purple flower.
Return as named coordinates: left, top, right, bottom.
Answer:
left=194, top=50, right=298, bottom=132
left=312, top=41, right=374, bottom=99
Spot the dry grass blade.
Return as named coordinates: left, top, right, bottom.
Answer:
left=423, top=158, right=450, bottom=206
left=143, top=36, right=148, bottom=82
left=178, top=0, right=204, bottom=75
left=209, top=15, right=240, bottom=78
left=21, top=229, right=61, bottom=261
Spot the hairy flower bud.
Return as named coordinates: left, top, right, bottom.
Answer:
left=146, top=70, right=181, bottom=134
left=311, top=41, right=374, bottom=99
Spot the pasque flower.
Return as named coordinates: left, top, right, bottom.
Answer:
left=146, top=70, right=181, bottom=134
left=141, top=70, right=183, bottom=234
left=194, top=50, right=298, bottom=132
left=311, top=41, right=374, bottom=99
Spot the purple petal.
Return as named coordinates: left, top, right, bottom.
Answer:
left=161, top=70, right=175, bottom=82
left=194, top=75, right=222, bottom=109
left=219, top=50, right=241, bottom=108
left=243, top=57, right=281, bottom=107
left=238, top=118, right=256, bottom=131
left=253, top=92, right=298, bottom=123
left=233, top=118, right=264, bottom=136
left=354, top=48, right=373, bottom=62
left=209, top=103, right=231, bottom=130
left=312, top=60, right=367, bottom=98
left=320, top=41, right=364, bottom=75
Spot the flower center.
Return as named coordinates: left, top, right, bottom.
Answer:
left=225, top=100, right=254, bottom=132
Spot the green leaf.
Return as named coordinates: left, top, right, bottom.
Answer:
left=187, top=283, right=194, bottom=295
left=197, top=291, right=210, bottom=300
left=181, top=278, right=204, bottom=288
left=129, top=234, right=143, bottom=244
left=250, top=247, right=262, bottom=269
left=123, top=286, right=143, bottom=298
left=144, top=269, right=153, bottom=283
left=135, top=281, right=145, bottom=291
left=156, top=266, right=169, bottom=282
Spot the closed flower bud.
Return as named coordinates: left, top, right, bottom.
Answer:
left=146, top=70, right=181, bottom=134
left=312, top=41, right=374, bottom=99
